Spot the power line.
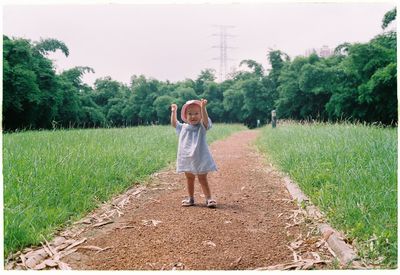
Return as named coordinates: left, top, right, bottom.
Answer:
left=212, top=25, right=235, bottom=82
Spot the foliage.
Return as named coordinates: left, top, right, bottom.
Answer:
left=34, top=38, right=69, bottom=57
left=2, top=7, right=397, bottom=130
left=382, top=7, right=396, bottom=29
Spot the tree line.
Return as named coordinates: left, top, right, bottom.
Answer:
left=2, top=8, right=396, bottom=131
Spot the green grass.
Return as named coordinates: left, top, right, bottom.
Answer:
left=256, top=122, right=397, bottom=268
left=3, top=124, right=246, bottom=256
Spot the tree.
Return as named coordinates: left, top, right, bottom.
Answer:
left=265, top=50, right=290, bottom=114
left=81, top=106, right=106, bottom=127
left=357, top=62, right=397, bottom=124
left=106, top=98, right=127, bottom=126
left=58, top=66, right=95, bottom=128
left=241, top=78, right=270, bottom=128
left=267, top=49, right=290, bottom=83
left=340, top=39, right=395, bottom=122
left=171, top=87, right=198, bottom=108
left=78, top=92, right=104, bottom=127
left=194, top=68, right=216, bottom=95
left=93, top=76, right=122, bottom=107
left=153, top=95, right=174, bottom=124
left=4, top=7, right=396, bottom=130
left=60, top=66, right=94, bottom=89
left=55, top=80, right=82, bottom=127
left=3, top=36, right=69, bottom=130
left=129, top=76, right=160, bottom=124
left=382, top=7, right=396, bottom=29
left=223, top=84, right=245, bottom=123
left=275, top=56, right=309, bottom=119
left=298, top=62, right=335, bottom=120
left=34, top=38, right=69, bottom=57
left=334, top=42, right=351, bottom=56
left=239, top=59, right=264, bottom=77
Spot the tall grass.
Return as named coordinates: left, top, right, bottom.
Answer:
left=3, top=124, right=245, bottom=256
left=256, top=122, right=397, bottom=267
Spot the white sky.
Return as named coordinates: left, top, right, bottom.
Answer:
left=2, top=1, right=396, bottom=86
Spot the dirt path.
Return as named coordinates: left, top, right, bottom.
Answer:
left=62, top=130, right=333, bottom=270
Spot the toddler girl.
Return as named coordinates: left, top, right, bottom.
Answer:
left=170, top=99, right=217, bottom=208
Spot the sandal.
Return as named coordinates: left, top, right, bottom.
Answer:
left=181, top=197, right=195, bottom=207
left=206, top=199, right=217, bottom=208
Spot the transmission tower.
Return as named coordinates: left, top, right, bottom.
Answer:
left=212, top=25, right=235, bottom=82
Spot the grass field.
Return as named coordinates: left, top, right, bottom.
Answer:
left=3, top=124, right=246, bottom=256
left=256, top=122, right=397, bottom=267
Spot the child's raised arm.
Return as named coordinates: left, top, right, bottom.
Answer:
left=170, top=103, right=178, bottom=128
left=200, top=99, right=209, bottom=129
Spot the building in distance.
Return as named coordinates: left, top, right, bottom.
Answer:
left=304, top=45, right=333, bottom=58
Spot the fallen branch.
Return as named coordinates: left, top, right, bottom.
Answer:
left=92, top=220, right=114, bottom=228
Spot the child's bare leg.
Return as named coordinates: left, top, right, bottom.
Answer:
left=182, top=172, right=195, bottom=206
left=184, top=172, right=195, bottom=198
left=198, top=174, right=216, bottom=208
left=198, top=173, right=212, bottom=199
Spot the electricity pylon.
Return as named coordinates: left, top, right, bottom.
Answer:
left=212, top=25, right=235, bottom=82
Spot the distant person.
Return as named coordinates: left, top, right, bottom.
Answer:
left=170, top=99, right=217, bottom=208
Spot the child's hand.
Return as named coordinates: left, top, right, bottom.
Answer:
left=171, top=104, right=177, bottom=112
left=201, top=99, right=208, bottom=108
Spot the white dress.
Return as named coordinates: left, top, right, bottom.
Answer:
left=175, top=118, right=217, bottom=174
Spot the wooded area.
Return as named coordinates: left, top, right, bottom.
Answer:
left=2, top=8, right=396, bottom=130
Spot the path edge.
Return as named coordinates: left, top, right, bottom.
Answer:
left=282, top=175, right=362, bottom=267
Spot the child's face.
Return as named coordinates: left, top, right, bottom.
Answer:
left=186, top=104, right=201, bottom=125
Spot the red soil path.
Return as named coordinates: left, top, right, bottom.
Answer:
left=62, top=130, right=333, bottom=270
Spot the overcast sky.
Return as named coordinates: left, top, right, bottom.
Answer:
left=2, top=1, right=396, bottom=86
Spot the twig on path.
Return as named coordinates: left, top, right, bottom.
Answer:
left=58, top=248, right=78, bottom=259
left=256, top=258, right=331, bottom=270
left=40, top=242, right=53, bottom=258
left=286, top=245, right=299, bottom=261
left=57, top=261, right=72, bottom=270
left=78, top=245, right=112, bottom=254
left=230, top=256, right=242, bottom=268
left=64, top=238, right=87, bottom=251
left=290, top=240, right=304, bottom=249
left=92, top=220, right=114, bottom=228
left=116, top=225, right=135, bottom=230
left=285, top=221, right=301, bottom=228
